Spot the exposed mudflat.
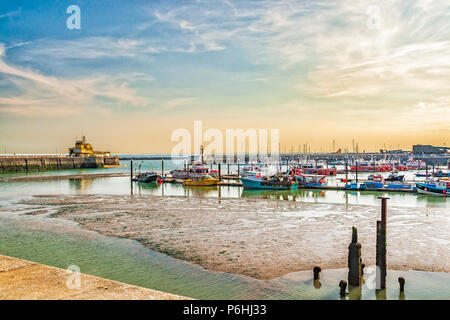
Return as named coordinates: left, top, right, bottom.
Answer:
left=17, top=194, right=450, bottom=280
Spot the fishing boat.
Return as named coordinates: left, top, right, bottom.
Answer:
left=136, top=172, right=160, bottom=183
left=295, top=164, right=336, bottom=176
left=433, top=170, right=450, bottom=178
left=362, top=175, right=384, bottom=189
left=416, top=180, right=449, bottom=196
left=383, top=181, right=416, bottom=190
left=171, top=162, right=217, bottom=179
left=406, top=159, right=427, bottom=170
left=384, top=172, right=405, bottom=182
left=183, top=175, right=219, bottom=187
left=241, top=172, right=297, bottom=190
left=415, top=173, right=432, bottom=177
left=295, top=174, right=327, bottom=187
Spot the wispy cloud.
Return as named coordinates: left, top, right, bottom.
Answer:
left=27, top=37, right=160, bottom=60
left=161, top=97, right=199, bottom=110
left=0, top=43, right=151, bottom=117
left=0, top=8, right=21, bottom=19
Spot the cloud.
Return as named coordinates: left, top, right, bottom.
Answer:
left=0, top=8, right=21, bottom=19
left=161, top=97, right=199, bottom=110
left=27, top=37, right=160, bottom=60
left=0, top=43, right=151, bottom=117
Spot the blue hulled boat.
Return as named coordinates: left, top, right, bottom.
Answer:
left=241, top=172, right=297, bottom=190
left=416, top=180, right=449, bottom=196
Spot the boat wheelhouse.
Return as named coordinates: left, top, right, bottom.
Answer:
left=171, top=162, right=217, bottom=179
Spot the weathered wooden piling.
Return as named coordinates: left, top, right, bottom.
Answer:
left=345, top=160, right=348, bottom=182
left=313, top=266, right=321, bottom=280
left=218, top=164, right=222, bottom=182
left=376, top=197, right=388, bottom=289
left=130, top=160, right=133, bottom=181
left=398, top=277, right=405, bottom=292
left=161, top=159, right=164, bottom=177
left=348, top=226, right=362, bottom=286
left=339, top=280, right=347, bottom=297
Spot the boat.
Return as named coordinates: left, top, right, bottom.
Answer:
left=362, top=175, right=384, bottom=189
left=241, top=172, right=297, bottom=190
left=433, top=170, right=450, bottom=178
left=406, top=159, right=427, bottom=170
left=183, top=175, right=219, bottom=186
left=384, top=172, right=405, bottom=182
left=295, top=174, right=327, bottom=187
left=416, top=180, right=449, bottom=196
left=383, top=181, right=416, bottom=190
left=171, top=162, right=217, bottom=179
left=415, top=173, right=432, bottom=177
left=136, top=172, right=160, bottom=183
left=294, top=164, right=336, bottom=176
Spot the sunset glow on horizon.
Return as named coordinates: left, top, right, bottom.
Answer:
left=0, top=0, right=449, bottom=154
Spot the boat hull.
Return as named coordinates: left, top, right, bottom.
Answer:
left=241, top=178, right=296, bottom=190
left=138, top=174, right=160, bottom=183
left=415, top=183, right=448, bottom=196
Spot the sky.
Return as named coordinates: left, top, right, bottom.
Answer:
left=0, top=0, right=449, bottom=154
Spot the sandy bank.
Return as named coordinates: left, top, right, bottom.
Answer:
left=17, top=194, right=450, bottom=280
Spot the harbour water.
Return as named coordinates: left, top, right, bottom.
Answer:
left=0, top=158, right=449, bottom=299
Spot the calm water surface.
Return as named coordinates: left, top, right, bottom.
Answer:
left=0, top=162, right=449, bottom=299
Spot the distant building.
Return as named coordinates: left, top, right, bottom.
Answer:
left=412, top=145, right=448, bottom=154
left=69, top=136, right=111, bottom=157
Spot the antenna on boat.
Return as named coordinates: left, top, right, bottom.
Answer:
left=200, top=144, right=204, bottom=164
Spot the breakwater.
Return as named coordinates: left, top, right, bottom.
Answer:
left=0, top=155, right=120, bottom=174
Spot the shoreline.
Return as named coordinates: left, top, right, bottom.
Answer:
left=0, top=254, right=191, bottom=300
left=0, top=172, right=129, bottom=183
left=18, top=193, right=450, bottom=280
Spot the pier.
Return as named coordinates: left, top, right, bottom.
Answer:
left=0, top=155, right=120, bottom=174
left=0, top=254, right=190, bottom=300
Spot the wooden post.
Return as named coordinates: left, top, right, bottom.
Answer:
left=218, top=163, right=222, bottom=182
left=237, top=163, right=240, bottom=178
left=345, top=160, right=348, bottom=182
left=398, top=277, right=405, bottom=292
left=348, top=227, right=362, bottom=286
left=25, top=158, right=28, bottom=173
left=227, top=163, right=230, bottom=175
left=130, top=160, right=133, bottom=181
left=376, top=197, right=388, bottom=289
left=161, top=159, right=164, bottom=177
left=313, top=266, right=321, bottom=280
left=339, top=280, right=347, bottom=297
left=355, top=161, right=358, bottom=184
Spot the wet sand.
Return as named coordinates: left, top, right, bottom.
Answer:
left=0, top=254, right=190, bottom=300
left=18, top=194, right=450, bottom=280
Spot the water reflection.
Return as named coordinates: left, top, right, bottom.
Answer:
left=313, top=279, right=322, bottom=289
left=184, top=186, right=218, bottom=198
left=68, top=178, right=94, bottom=191
left=348, top=285, right=362, bottom=300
